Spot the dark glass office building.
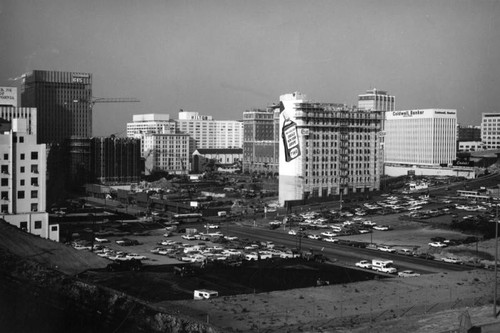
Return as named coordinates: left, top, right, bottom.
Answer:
left=21, top=70, right=92, bottom=144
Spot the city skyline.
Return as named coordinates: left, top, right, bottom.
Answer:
left=1, top=0, right=499, bottom=136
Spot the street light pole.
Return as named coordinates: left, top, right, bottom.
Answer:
left=495, top=199, right=499, bottom=318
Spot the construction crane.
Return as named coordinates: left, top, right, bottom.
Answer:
left=72, top=97, right=140, bottom=109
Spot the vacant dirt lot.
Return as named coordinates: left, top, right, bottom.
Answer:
left=164, top=269, right=499, bottom=333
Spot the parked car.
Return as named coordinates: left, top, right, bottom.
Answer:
left=308, top=234, right=322, bottom=240
left=355, top=260, right=372, bottom=269
left=126, top=253, right=147, bottom=260
left=288, top=229, right=297, bottom=235
left=398, top=270, right=420, bottom=277
left=429, top=241, right=447, bottom=248
left=182, top=234, right=197, bottom=240
left=397, top=248, right=414, bottom=256
left=321, top=231, right=338, bottom=238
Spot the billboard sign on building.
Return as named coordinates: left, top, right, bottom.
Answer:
left=453, top=160, right=474, bottom=167
left=0, top=87, right=17, bottom=107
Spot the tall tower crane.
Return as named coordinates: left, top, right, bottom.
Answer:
left=73, top=97, right=140, bottom=109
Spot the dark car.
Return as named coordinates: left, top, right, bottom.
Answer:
left=107, top=259, right=142, bottom=272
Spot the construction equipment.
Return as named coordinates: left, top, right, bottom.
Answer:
left=73, top=97, right=140, bottom=109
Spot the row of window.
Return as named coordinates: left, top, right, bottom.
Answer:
left=1, top=152, right=38, bottom=160
left=1, top=177, right=38, bottom=187
left=0, top=202, right=38, bottom=212
left=1, top=164, right=39, bottom=174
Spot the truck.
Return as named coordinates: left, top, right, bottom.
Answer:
left=371, top=259, right=397, bottom=274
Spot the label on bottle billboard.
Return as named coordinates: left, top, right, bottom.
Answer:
left=282, top=118, right=300, bottom=162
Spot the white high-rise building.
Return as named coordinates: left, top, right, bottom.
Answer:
left=176, top=111, right=243, bottom=151
left=358, top=88, right=395, bottom=112
left=0, top=118, right=57, bottom=241
left=127, top=114, right=189, bottom=174
left=481, top=113, right=500, bottom=149
left=384, top=109, right=457, bottom=167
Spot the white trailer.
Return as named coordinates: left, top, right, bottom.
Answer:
left=194, top=289, right=218, bottom=300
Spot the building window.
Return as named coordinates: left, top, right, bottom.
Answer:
left=31, top=165, right=39, bottom=173
left=34, top=220, right=42, bottom=229
left=31, top=190, right=38, bottom=198
left=20, top=153, right=25, bottom=160
left=19, top=136, right=24, bottom=143
left=17, top=191, right=25, bottom=199
left=20, top=179, right=25, bottom=186
left=3, top=154, right=8, bottom=160
left=1, top=165, right=7, bottom=174
left=20, top=166, right=25, bottom=173
left=31, top=177, right=38, bottom=186
left=1, top=191, right=8, bottom=200
left=31, top=152, right=38, bottom=160
left=20, top=221, right=27, bottom=231
left=1, top=178, right=7, bottom=186
left=51, top=225, right=58, bottom=232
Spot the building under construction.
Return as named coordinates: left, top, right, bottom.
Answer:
left=278, top=92, right=384, bottom=206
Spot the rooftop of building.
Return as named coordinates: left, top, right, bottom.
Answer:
left=194, top=148, right=243, bottom=155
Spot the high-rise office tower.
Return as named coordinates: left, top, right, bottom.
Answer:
left=384, top=109, right=457, bottom=166
left=21, top=70, right=92, bottom=143
left=358, top=88, right=395, bottom=112
left=242, top=108, right=279, bottom=175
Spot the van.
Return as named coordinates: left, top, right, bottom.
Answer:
left=218, top=211, right=227, bottom=217
left=371, top=259, right=397, bottom=274
left=194, top=289, right=218, bottom=300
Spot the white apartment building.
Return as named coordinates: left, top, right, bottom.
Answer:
left=176, top=111, right=243, bottom=151
left=384, top=109, right=457, bottom=168
left=0, top=118, right=58, bottom=241
left=0, top=106, right=37, bottom=137
left=278, top=92, right=383, bottom=206
left=358, top=88, right=395, bottom=112
left=127, top=113, right=176, bottom=155
left=458, top=141, right=486, bottom=152
left=481, top=113, right=500, bottom=149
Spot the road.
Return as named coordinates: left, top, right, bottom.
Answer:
left=227, top=224, right=472, bottom=275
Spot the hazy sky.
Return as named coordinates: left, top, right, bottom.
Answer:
left=1, top=0, right=499, bottom=136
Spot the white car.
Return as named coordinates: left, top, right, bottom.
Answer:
left=224, top=235, right=238, bottom=241
left=441, top=257, right=462, bottom=264
left=398, top=270, right=420, bottom=277
left=373, top=225, right=390, bottom=231
left=358, top=229, right=371, bottom=234
left=288, top=229, right=297, bottom=235
left=95, top=237, right=109, bottom=243
left=323, top=237, right=338, bottom=243
left=355, top=260, right=372, bottom=269
left=363, top=221, right=377, bottom=227
left=244, top=252, right=259, bottom=261
left=126, top=253, right=147, bottom=260
left=321, top=231, right=338, bottom=237
left=280, top=251, right=300, bottom=259
left=308, top=234, right=322, bottom=240
left=378, top=245, right=396, bottom=253
left=204, top=224, right=220, bottom=229
left=182, top=234, right=197, bottom=240
left=429, top=241, right=447, bottom=248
